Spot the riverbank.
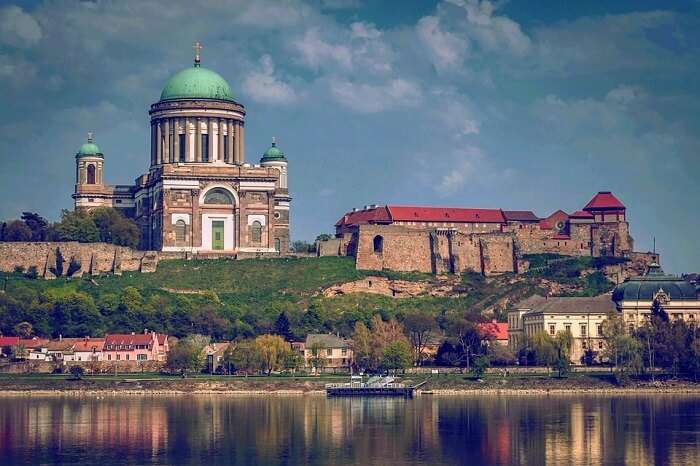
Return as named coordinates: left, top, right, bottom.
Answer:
left=2, top=372, right=700, bottom=396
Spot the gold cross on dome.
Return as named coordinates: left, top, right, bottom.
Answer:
left=193, top=41, right=203, bottom=65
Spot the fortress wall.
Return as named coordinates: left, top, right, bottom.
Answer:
left=479, top=234, right=517, bottom=275
left=356, top=225, right=433, bottom=273
left=0, top=242, right=163, bottom=278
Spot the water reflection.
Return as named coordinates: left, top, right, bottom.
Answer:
left=1, top=395, right=699, bottom=465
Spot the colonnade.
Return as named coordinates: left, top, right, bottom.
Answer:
left=150, top=117, right=244, bottom=166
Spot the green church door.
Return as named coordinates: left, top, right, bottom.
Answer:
left=212, top=221, right=224, bottom=250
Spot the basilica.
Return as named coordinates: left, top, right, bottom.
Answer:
left=72, top=44, right=290, bottom=255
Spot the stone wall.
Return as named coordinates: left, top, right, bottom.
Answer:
left=317, top=238, right=342, bottom=257
left=0, top=242, right=167, bottom=278
left=354, top=226, right=516, bottom=276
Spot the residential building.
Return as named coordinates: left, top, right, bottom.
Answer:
left=0, top=336, right=20, bottom=357
left=508, top=295, right=616, bottom=363
left=72, top=338, right=106, bottom=362
left=204, top=342, right=231, bottom=373
left=103, top=331, right=169, bottom=362
left=303, top=334, right=352, bottom=370
left=477, top=321, right=509, bottom=346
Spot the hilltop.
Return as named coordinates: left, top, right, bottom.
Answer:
left=0, top=255, right=618, bottom=340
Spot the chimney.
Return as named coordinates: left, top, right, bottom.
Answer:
left=59, top=334, right=62, bottom=341
left=144, top=328, right=148, bottom=334
left=131, top=332, right=135, bottom=335
left=351, top=208, right=357, bottom=212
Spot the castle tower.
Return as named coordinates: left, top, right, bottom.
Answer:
left=72, top=132, right=106, bottom=210
left=260, top=137, right=291, bottom=253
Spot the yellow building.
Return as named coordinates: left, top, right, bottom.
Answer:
left=508, top=295, right=616, bottom=363
left=302, top=334, right=352, bottom=370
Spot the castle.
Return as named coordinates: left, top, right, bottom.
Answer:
left=323, top=192, right=658, bottom=276
left=72, top=43, right=290, bottom=256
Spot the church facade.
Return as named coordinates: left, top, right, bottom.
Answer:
left=72, top=45, right=290, bottom=255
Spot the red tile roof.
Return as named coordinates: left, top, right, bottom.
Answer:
left=539, top=210, right=569, bottom=230
left=477, top=322, right=508, bottom=341
left=387, top=206, right=506, bottom=223
left=503, top=210, right=540, bottom=222
left=19, top=338, right=49, bottom=349
left=335, top=206, right=392, bottom=227
left=104, top=333, right=155, bottom=347
left=583, top=191, right=625, bottom=211
left=73, top=338, right=105, bottom=352
left=0, top=336, right=20, bottom=347
left=570, top=210, right=594, bottom=219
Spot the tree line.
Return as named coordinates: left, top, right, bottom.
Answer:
left=1, top=208, right=140, bottom=248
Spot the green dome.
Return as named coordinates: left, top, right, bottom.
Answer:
left=76, top=134, right=103, bottom=158
left=261, top=138, right=287, bottom=162
left=160, top=65, right=234, bottom=102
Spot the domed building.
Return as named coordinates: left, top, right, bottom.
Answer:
left=73, top=44, right=291, bottom=255
left=613, top=262, right=700, bottom=328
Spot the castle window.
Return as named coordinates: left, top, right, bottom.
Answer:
left=179, top=134, right=185, bottom=162
left=174, top=220, right=186, bottom=242
left=201, top=134, right=209, bottom=161
left=373, top=235, right=383, bottom=254
left=87, top=164, right=96, bottom=184
left=251, top=221, right=262, bottom=243
left=203, top=188, right=234, bottom=205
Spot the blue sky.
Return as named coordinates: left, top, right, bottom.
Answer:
left=0, top=0, right=698, bottom=272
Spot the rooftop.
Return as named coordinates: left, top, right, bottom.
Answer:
left=305, top=334, right=350, bottom=349
left=583, top=191, right=625, bottom=211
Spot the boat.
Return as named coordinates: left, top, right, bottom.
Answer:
left=325, top=375, right=424, bottom=397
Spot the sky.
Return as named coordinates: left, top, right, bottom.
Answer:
left=0, top=0, right=698, bottom=273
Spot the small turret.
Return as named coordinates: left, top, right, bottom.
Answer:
left=260, top=137, right=288, bottom=189
left=75, top=132, right=104, bottom=186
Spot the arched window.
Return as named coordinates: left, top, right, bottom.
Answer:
left=251, top=221, right=262, bottom=243
left=373, top=235, right=383, bottom=253
left=87, top=164, right=96, bottom=184
left=174, top=220, right=186, bottom=242
left=274, top=238, right=281, bottom=253
left=203, top=188, right=234, bottom=205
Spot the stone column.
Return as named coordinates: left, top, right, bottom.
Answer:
left=207, top=118, right=214, bottom=162
left=173, top=118, right=180, bottom=163
left=195, top=118, right=202, bottom=162
left=239, top=122, right=245, bottom=163
left=218, top=118, right=225, bottom=162
left=184, top=118, right=192, bottom=162
left=235, top=122, right=242, bottom=164
left=163, top=119, right=170, bottom=164
left=156, top=120, right=162, bottom=165
left=150, top=122, right=155, bottom=166
left=227, top=120, right=234, bottom=164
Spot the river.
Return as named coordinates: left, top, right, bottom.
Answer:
left=1, top=395, right=699, bottom=465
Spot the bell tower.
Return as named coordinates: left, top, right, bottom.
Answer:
left=73, top=132, right=105, bottom=210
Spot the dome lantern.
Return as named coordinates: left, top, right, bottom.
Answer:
left=76, top=131, right=103, bottom=158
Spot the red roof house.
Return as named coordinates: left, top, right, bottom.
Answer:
left=387, top=206, right=506, bottom=224
left=477, top=321, right=509, bottom=345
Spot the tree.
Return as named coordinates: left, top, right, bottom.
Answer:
left=90, top=207, right=139, bottom=248
left=49, top=292, right=104, bottom=338
left=446, top=314, right=485, bottom=371
left=403, top=310, right=436, bottom=366
left=10, top=344, right=28, bottom=360
left=14, top=321, right=33, bottom=338
left=273, top=312, right=292, bottom=341
left=381, top=340, right=412, bottom=373
left=351, top=321, right=374, bottom=371
left=553, top=330, right=573, bottom=377
left=283, top=350, right=302, bottom=374
left=602, top=313, right=642, bottom=385
left=308, top=341, right=327, bottom=374
left=471, top=355, right=490, bottom=379
left=225, top=339, right=261, bottom=375
left=166, top=335, right=209, bottom=376
left=69, top=365, right=85, bottom=380
left=315, top=234, right=332, bottom=242
left=254, top=334, right=289, bottom=375
left=21, top=212, right=49, bottom=241
left=528, top=331, right=557, bottom=367
left=53, top=210, right=100, bottom=243
left=2, top=220, right=32, bottom=242
left=291, top=240, right=314, bottom=253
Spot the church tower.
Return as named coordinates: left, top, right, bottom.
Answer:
left=260, top=138, right=291, bottom=253
left=73, top=132, right=105, bottom=211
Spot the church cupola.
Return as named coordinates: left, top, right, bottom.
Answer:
left=260, top=137, right=288, bottom=189
left=75, top=132, right=104, bottom=186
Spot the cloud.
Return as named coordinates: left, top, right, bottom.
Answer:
left=320, top=0, right=362, bottom=9
left=435, top=147, right=487, bottom=195
left=350, top=22, right=381, bottom=40
left=242, top=55, right=297, bottom=104
left=330, top=78, right=422, bottom=113
left=293, top=28, right=353, bottom=71
left=444, top=0, right=531, bottom=56
left=605, top=85, right=647, bottom=106
left=416, top=16, right=468, bottom=70
left=0, top=6, right=42, bottom=48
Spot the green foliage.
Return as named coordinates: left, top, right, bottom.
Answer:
left=381, top=340, right=413, bottom=372
left=68, top=365, right=85, bottom=379
left=2, top=220, right=32, bottom=242
left=471, top=355, right=490, bottom=378
left=20, top=212, right=49, bottom=241
left=291, top=240, right=315, bottom=253
left=166, top=334, right=209, bottom=374
left=90, top=207, right=140, bottom=248
left=53, top=210, right=100, bottom=243
left=315, top=234, right=333, bottom=242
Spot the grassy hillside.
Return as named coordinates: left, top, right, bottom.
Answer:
left=0, top=255, right=615, bottom=339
